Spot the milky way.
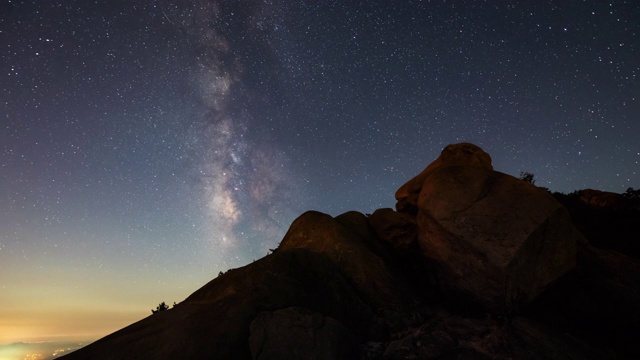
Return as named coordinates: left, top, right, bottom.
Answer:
left=168, top=0, right=304, bottom=262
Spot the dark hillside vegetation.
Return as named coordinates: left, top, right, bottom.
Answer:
left=554, top=188, right=640, bottom=259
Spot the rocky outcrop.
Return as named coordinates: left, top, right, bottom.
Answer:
left=579, top=188, right=626, bottom=209
left=60, top=143, right=640, bottom=360
left=396, top=143, right=578, bottom=312
left=278, top=211, right=406, bottom=311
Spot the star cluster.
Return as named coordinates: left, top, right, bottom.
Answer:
left=1, top=0, right=638, bottom=350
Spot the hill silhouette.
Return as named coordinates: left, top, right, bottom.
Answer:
left=60, top=143, right=640, bottom=360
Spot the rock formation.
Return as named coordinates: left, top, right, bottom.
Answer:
left=395, top=142, right=493, bottom=214
left=396, top=143, right=578, bottom=312
left=578, top=188, right=626, bottom=209
left=60, top=143, right=640, bottom=360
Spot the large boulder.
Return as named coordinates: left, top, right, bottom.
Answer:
left=398, top=143, right=578, bottom=312
left=278, top=211, right=403, bottom=311
left=395, top=143, right=492, bottom=214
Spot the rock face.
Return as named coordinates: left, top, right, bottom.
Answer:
left=249, top=307, right=357, bottom=360
left=368, top=208, right=417, bottom=250
left=395, top=143, right=493, bottom=214
left=60, top=142, right=640, bottom=360
left=397, top=143, right=578, bottom=311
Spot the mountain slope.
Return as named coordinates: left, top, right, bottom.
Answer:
left=60, top=143, right=640, bottom=359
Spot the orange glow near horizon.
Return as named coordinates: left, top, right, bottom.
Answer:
left=0, top=307, right=141, bottom=345
left=0, top=251, right=213, bottom=349
left=0, top=237, right=221, bottom=349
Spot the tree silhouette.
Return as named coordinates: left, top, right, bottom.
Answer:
left=518, top=171, right=536, bottom=185
left=623, top=187, right=640, bottom=208
left=152, top=301, right=169, bottom=314
left=623, top=187, right=639, bottom=200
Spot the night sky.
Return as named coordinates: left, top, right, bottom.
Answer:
left=1, top=0, right=639, bottom=354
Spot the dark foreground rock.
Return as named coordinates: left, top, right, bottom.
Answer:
left=61, top=143, right=640, bottom=360
left=249, top=307, right=358, bottom=360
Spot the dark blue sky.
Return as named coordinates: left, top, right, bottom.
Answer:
left=1, top=0, right=638, bottom=347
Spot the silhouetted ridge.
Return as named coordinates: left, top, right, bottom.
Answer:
left=61, top=143, right=640, bottom=360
